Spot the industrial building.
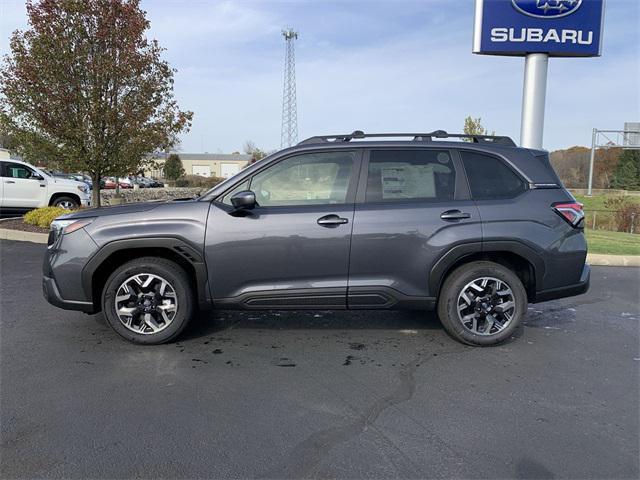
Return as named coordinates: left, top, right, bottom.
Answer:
left=149, top=152, right=252, bottom=179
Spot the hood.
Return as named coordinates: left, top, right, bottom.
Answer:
left=51, top=176, right=87, bottom=188
left=59, top=201, right=164, bottom=220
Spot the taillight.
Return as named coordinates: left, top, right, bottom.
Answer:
left=553, top=202, right=584, bottom=227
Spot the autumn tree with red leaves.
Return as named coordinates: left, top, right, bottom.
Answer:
left=0, top=0, right=192, bottom=206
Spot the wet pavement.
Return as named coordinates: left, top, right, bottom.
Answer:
left=1, top=240, right=638, bottom=479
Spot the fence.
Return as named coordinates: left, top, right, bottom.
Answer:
left=583, top=209, right=638, bottom=234
left=569, top=188, right=640, bottom=197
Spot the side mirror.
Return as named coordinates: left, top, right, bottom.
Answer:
left=230, top=190, right=256, bottom=211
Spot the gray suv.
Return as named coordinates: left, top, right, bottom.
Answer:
left=42, top=131, right=589, bottom=346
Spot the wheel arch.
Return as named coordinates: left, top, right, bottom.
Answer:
left=82, top=238, right=210, bottom=312
left=49, top=192, right=81, bottom=207
left=430, top=241, right=544, bottom=301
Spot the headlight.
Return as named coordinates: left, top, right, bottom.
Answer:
left=51, top=218, right=94, bottom=236
left=77, top=185, right=88, bottom=193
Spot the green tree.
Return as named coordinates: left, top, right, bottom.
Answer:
left=611, top=150, right=640, bottom=190
left=463, top=116, right=494, bottom=141
left=0, top=0, right=193, bottom=206
left=163, top=153, right=185, bottom=181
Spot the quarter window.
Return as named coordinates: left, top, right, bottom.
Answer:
left=249, top=151, right=356, bottom=207
left=460, top=151, right=526, bottom=200
left=365, top=150, right=455, bottom=202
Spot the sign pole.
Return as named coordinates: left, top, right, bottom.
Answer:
left=520, top=53, right=549, bottom=149
left=587, top=127, right=597, bottom=196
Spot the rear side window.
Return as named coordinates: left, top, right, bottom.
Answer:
left=460, top=151, right=526, bottom=200
left=366, top=150, right=455, bottom=202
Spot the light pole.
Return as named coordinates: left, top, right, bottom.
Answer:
left=587, top=128, right=597, bottom=196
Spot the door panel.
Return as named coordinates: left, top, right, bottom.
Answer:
left=348, top=148, right=481, bottom=304
left=348, top=200, right=481, bottom=300
left=205, top=204, right=354, bottom=306
left=205, top=149, right=361, bottom=307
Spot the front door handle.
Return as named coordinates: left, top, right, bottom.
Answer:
left=440, top=210, right=471, bottom=220
left=4, top=180, right=15, bottom=184
left=317, top=214, right=349, bottom=227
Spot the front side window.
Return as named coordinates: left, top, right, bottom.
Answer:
left=249, top=151, right=356, bottom=207
left=4, top=163, right=36, bottom=179
left=365, top=150, right=455, bottom=202
left=460, top=151, right=526, bottom=200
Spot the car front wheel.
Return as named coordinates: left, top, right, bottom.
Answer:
left=437, top=261, right=527, bottom=346
left=102, top=257, right=194, bottom=344
left=52, top=196, right=80, bottom=209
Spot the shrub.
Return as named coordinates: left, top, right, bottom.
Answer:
left=23, top=206, right=73, bottom=229
left=604, top=196, right=640, bottom=233
left=177, top=175, right=225, bottom=188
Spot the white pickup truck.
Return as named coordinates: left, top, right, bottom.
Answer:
left=0, top=159, right=91, bottom=214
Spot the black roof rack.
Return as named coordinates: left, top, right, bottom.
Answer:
left=298, top=130, right=517, bottom=147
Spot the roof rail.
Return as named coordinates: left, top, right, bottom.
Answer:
left=297, top=130, right=517, bottom=147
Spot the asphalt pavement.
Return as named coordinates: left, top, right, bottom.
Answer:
left=1, top=239, right=638, bottom=479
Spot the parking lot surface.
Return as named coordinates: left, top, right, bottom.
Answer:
left=1, top=239, right=638, bottom=479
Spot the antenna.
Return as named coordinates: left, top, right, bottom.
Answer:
left=281, top=28, right=298, bottom=148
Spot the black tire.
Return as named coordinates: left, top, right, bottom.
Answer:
left=437, top=261, right=527, bottom=346
left=102, top=257, right=194, bottom=345
left=52, top=196, right=80, bottom=209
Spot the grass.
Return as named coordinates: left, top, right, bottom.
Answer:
left=585, top=229, right=640, bottom=256
left=574, top=194, right=640, bottom=211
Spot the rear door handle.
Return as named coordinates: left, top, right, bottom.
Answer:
left=317, top=214, right=349, bottom=227
left=440, top=210, right=471, bottom=220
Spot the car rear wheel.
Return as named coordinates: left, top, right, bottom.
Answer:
left=52, top=196, right=79, bottom=209
left=102, top=257, right=194, bottom=344
left=437, top=261, right=527, bottom=346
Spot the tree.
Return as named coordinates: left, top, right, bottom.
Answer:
left=463, top=116, right=494, bottom=141
left=163, top=153, right=184, bottom=181
left=243, top=140, right=267, bottom=161
left=0, top=0, right=193, bottom=206
left=611, top=150, right=640, bottom=190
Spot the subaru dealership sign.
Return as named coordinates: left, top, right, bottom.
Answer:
left=473, top=0, right=605, bottom=57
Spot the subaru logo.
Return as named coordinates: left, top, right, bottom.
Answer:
left=512, top=0, right=582, bottom=19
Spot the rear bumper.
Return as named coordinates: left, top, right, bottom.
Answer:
left=42, top=275, right=95, bottom=313
left=534, top=263, right=590, bottom=303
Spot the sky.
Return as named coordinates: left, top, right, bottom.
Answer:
left=1, top=0, right=638, bottom=153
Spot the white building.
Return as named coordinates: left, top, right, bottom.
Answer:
left=149, top=153, right=252, bottom=179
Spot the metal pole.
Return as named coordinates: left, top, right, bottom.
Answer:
left=520, top=53, right=549, bottom=149
left=587, top=128, right=597, bottom=196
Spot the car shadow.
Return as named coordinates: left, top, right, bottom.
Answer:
left=179, top=308, right=443, bottom=341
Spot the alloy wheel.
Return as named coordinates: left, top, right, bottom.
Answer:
left=57, top=200, right=76, bottom=209
left=114, top=273, right=178, bottom=334
left=456, top=277, right=516, bottom=336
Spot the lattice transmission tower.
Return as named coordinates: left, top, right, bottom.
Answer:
left=280, top=28, right=298, bottom=148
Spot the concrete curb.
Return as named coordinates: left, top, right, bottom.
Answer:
left=586, top=253, right=640, bottom=267
left=0, top=226, right=638, bottom=267
left=0, top=227, right=48, bottom=244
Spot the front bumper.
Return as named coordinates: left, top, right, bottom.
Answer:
left=534, top=263, right=590, bottom=303
left=42, top=275, right=95, bottom=313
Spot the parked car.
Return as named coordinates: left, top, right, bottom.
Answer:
left=101, top=177, right=133, bottom=189
left=0, top=160, right=91, bottom=214
left=132, top=176, right=162, bottom=188
left=50, top=172, right=93, bottom=190
left=43, top=130, right=589, bottom=346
